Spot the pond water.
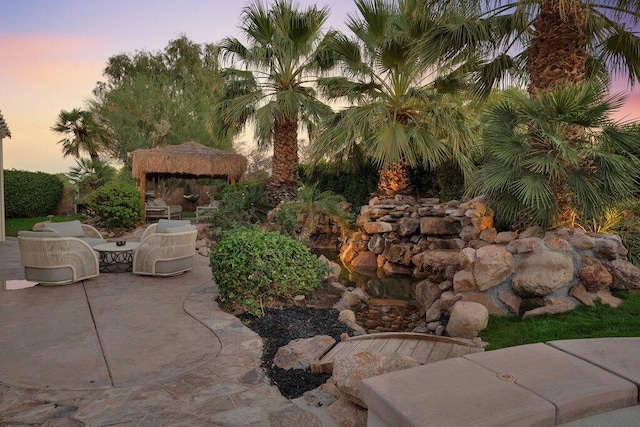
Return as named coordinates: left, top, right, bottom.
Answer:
left=316, top=250, right=421, bottom=302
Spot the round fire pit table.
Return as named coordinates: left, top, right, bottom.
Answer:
left=93, top=242, right=140, bottom=273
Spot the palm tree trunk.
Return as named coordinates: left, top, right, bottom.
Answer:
left=376, top=161, right=412, bottom=199
left=268, top=116, right=299, bottom=204
left=527, top=0, right=587, bottom=95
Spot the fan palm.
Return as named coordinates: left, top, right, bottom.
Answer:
left=313, top=0, right=480, bottom=198
left=219, top=0, right=336, bottom=203
left=476, top=82, right=640, bottom=228
left=51, top=109, right=103, bottom=160
left=422, top=0, right=640, bottom=96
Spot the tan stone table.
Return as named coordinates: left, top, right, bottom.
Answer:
left=93, top=242, right=140, bottom=273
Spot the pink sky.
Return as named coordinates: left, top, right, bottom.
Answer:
left=1, top=0, right=639, bottom=174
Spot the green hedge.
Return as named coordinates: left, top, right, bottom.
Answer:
left=4, top=170, right=64, bottom=218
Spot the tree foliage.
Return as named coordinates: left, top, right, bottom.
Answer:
left=90, top=36, right=234, bottom=166
left=476, top=82, right=640, bottom=228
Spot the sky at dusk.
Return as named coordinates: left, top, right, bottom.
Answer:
left=1, top=0, right=640, bottom=174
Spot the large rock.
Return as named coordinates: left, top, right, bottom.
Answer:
left=473, top=245, right=516, bottom=291
left=498, top=289, right=522, bottom=314
left=568, top=229, right=595, bottom=250
left=367, top=234, right=386, bottom=254
left=383, top=243, right=413, bottom=266
left=414, top=279, right=443, bottom=315
left=459, top=247, right=476, bottom=270
left=605, top=259, right=640, bottom=290
left=363, top=221, right=393, bottom=234
left=596, top=289, right=624, bottom=308
left=594, top=238, right=619, bottom=261
left=495, top=231, right=518, bottom=244
left=332, top=352, right=420, bottom=408
left=411, top=250, right=461, bottom=282
left=445, top=301, right=489, bottom=338
left=349, top=251, right=378, bottom=272
left=398, top=217, right=420, bottom=236
left=570, top=284, right=595, bottom=307
left=522, top=296, right=577, bottom=319
left=420, top=217, right=461, bottom=236
left=273, top=335, right=336, bottom=370
left=382, top=261, right=413, bottom=276
left=459, top=292, right=504, bottom=316
left=506, top=237, right=542, bottom=254
left=579, top=256, right=613, bottom=292
left=453, top=270, right=477, bottom=293
left=512, top=251, right=574, bottom=297
left=339, top=310, right=366, bottom=336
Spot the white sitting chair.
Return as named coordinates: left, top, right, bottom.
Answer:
left=17, top=231, right=100, bottom=285
left=133, top=219, right=198, bottom=276
left=196, top=200, right=219, bottom=223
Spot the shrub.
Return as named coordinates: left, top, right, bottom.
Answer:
left=5, top=170, right=64, bottom=218
left=88, top=182, right=144, bottom=228
left=208, top=182, right=271, bottom=235
left=210, top=227, right=330, bottom=314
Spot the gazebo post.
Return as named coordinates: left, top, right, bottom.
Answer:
left=139, top=172, right=147, bottom=222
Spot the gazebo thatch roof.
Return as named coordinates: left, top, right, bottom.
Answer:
left=131, top=141, right=247, bottom=182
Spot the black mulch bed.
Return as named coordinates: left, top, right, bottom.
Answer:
left=239, top=306, right=350, bottom=399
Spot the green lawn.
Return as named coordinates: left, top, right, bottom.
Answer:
left=481, top=292, right=640, bottom=350
left=5, top=215, right=84, bottom=237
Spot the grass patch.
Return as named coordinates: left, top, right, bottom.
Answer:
left=5, top=215, right=84, bottom=237
left=480, top=292, right=640, bottom=350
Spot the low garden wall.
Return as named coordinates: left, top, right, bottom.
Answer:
left=340, top=195, right=640, bottom=328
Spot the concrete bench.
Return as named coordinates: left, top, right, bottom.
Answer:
left=361, top=338, right=640, bottom=426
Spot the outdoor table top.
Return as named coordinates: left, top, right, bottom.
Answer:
left=93, top=242, right=140, bottom=252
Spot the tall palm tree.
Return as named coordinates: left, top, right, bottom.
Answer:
left=218, top=0, right=336, bottom=203
left=421, top=0, right=640, bottom=96
left=313, top=0, right=480, bottom=198
left=51, top=109, right=102, bottom=160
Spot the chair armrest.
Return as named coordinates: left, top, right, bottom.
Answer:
left=81, top=224, right=103, bottom=238
left=141, top=224, right=158, bottom=240
left=41, top=227, right=62, bottom=236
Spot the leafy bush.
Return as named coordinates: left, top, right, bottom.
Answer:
left=210, top=227, right=330, bottom=314
left=5, top=170, right=64, bottom=218
left=411, top=163, right=466, bottom=201
left=208, top=182, right=271, bottom=235
left=88, top=182, right=144, bottom=228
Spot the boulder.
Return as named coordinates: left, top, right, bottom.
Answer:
left=459, top=225, right=481, bottom=241
left=351, top=288, right=370, bottom=304
left=471, top=216, right=493, bottom=231
left=440, top=291, right=463, bottom=311
left=363, top=221, right=393, bottom=234
left=382, top=261, right=413, bottom=276
left=459, top=247, right=476, bottom=270
left=543, top=236, right=572, bottom=252
left=522, top=296, right=577, bottom=319
left=398, top=217, right=420, bottom=236
left=445, top=301, right=489, bottom=338
left=479, top=228, right=497, bottom=243
left=319, top=255, right=342, bottom=279
left=605, top=259, right=640, bottom=290
left=579, top=256, right=613, bottom=292
left=338, top=310, right=366, bottom=336
left=332, top=352, right=420, bottom=408
left=473, top=245, right=516, bottom=291
left=453, top=270, right=477, bottom=293
left=519, top=226, right=544, bottom=239
left=494, top=231, right=518, bottom=244
left=568, top=229, right=595, bottom=250
left=414, top=279, right=443, bottom=315
left=411, top=250, right=461, bottom=282
left=498, top=289, right=522, bottom=314
left=594, top=238, right=619, bottom=261
left=334, top=291, right=361, bottom=311
left=512, top=251, right=574, bottom=297
left=349, top=251, right=378, bottom=272
left=420, top=217, right=461, bottom=236
left=596, top=289, right=624, bottom=308
left=367, top=234, right=386, bottom=254
left=383, top=243, right=413, bottom=266
left=569, top=284, right=595, bottom=307
left=506, top=237, right=542, bottom=254
left=273, top=335, right=336, bottom=370
left=425, top=299, right=443, bottom=322
left=459, top=292, right=504, bottom=316
left=340, top=242, right=358, bottom=265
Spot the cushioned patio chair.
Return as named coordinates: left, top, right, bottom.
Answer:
left=133, top=219, right=197, bottom=276
left=145, top=198, right=182, bottom=220
left=17, top=231, right=100, bottom=285
left=41, top=220, right=106, bottom=247
left=195, top=200, right=219, bottom=223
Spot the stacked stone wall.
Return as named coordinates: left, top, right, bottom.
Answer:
left=340, top=195, right=640, bottom=334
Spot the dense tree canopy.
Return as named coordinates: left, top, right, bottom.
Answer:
left=89, top=36, right=234, bottom=166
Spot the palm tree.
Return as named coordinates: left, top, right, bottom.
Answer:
left=313, top=0, right=480, bottom=198
left=476, top=83, right=640, bottom=228
left=51, top=109, right=103, bottom=160
left=420, top=0, right=640, bottom=96
left=218, top=0, right=336, bottom=203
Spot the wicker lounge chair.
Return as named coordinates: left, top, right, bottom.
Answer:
left=195, top=200, right=219, bottom=223
left=17, top=231, right=100, bottom=285
left=145, top=198, right=182, bottom=220
left=133, top=219, right=197, bottom=276
left=41, top=220, right=106, bottom=247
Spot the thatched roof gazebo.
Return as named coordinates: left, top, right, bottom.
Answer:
left=131, top=141, right=247, bottom=203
